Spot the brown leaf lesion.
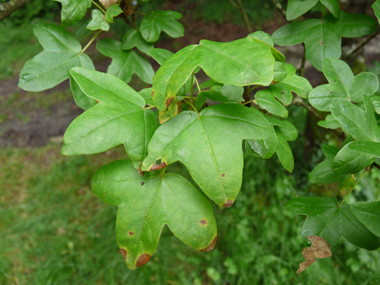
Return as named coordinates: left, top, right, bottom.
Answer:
left=296, top=236, right=332, bottom=274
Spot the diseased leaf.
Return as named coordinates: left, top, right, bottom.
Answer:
left=140, top=10, right=184, bottom=42
left=296, top=236, right=332, bottom=274
left=352, top=201, right=380, bottom=237
left=99, top=0, right=118, bottom=9
left=142, top=104, right=275, bottom=206
left=309, top=59, right=379, bottom=111
left=255, top=89, right=288, bottom=118
left=87, top=9, right=110, bottom=31
left=62, top=68, right=157, bottom=168
left=286, top=197, right=380, bottom=250
left=19, top=23, right=93, bottom=91
left=122, top=30, right=154, bottom=56
left=97, top=38, right=154, bottom=84
left=105, top=4, right=123, bottom=23
left=273, top=13, right=377, bottom=70
left=55, top=0, right=91, bottom=27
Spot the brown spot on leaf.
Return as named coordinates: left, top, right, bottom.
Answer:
left=151, top=90, right=155, bottom=98
left=200, top=236, right=217, bottom=252
left=222, top=200, right=234, bottom=208
left=96, top=100, right=100, bottom=103
left=136, top=254, right=151, bottom=267
left=137, top=166, right=144, bottom=177
left=149, top=162, right=167, bottom=171
left=199, top=219, right=207, bottom=226
left=120, top=249, right=127, bottom=260
left=271, top=80, right=277, bottom=84
left=296, top=236, right=332, bottom=274
left=165, top=97, right=175, bottom=108
left=141, top=182, right=144, bottom=186
left=129, top=231, right=134, bottom=236
left=221, top=173, right=225, bottom=177
left=320, top=41, right=324, bottom=45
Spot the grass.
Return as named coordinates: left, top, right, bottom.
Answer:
left=1, top=143, right=379, bottom=284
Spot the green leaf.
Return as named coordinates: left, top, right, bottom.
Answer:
left=273, top=62, right=287, bottom=83
left=255, top=89, right=288, bottom=118
left=276, top=132, right=294, bottom=173
left=140, top=10, right=184, bottom=42
left=318, top=114, right=341, bottom=129
left=348, top=141, right=380, bottom=158
left=92, top=160, right=217, bottom=270
left=245, top=133, right=278, bottom=159
left=55, top=0, right=91, bottom=27
left=153, top=37, right=277, bottom=111
left=339, top=174, right=356, bottom=196
left=139, top=88, right=154, bottom=106
left=286, top=197, right=380, bottom=250
left=332, top=142, right=376, bottom=174
left=268, top=116, right=298, bottom=141
left=286, top=0, right=318, bottom=21
left=97, top=39, right=154, bottom=84
left=270, top=63, right=312, bottom=105
left=62, top=68, right=157, bottom=168
left=330, top=96, right=379, bottom=142
left=105, top=4, right=123, bottom=23
left=373, top=0, right=380, bottom=24
left=321, top=144, right=340, bottom=159
left=196, top=84, right=244, bottom=109
left=309, top=159, right=352, bottom=184
left=320, top=0, right=340, bottom=18
left=247, top=31, right=285, bottom=62
left=150, top=48, right=173, bottom=65
left=142, top=104, right=275, bottom=206
left=122, top=30, right=154, bottom=56
left=369, top=95, right=380, bottom=114
left=352, top=201, right=380, bottom=237
left=87, top=9, right=110, bottom=31
left=272, top=12, right=377, bottom=70
left=19, top=23, right=92, bottom=92
left=309, top=59, right=379, bottom=111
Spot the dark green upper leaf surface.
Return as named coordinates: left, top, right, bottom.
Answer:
left=142, top=104, right=275, bottom=206
left=309, top=159, right=352, bottom=184
left=87, top=9, right=110, bottom=31
left=309, top=59, right=379, bottom=111
left=373, top=0, right=380, bottom=24
left=152, top=37, right=278, bottom=111
left=255, top=89, right=288, bottom=118
left=97, top=39, right=154, bottom=84
left=247, top=32, right=285, bottom=62
left=272, top=12, right=377, bottom=70
left=122, top=30, right=154, bottom=56
left=56, top=0, right=91, bottom=27
left=18, top=23, right=91, bottom=92
left=92, top=160, right=217, bottom=270
left=140, top=10, right=184, bottom=42
left=321, top=145, right=340, bottom=160
left=286, top=0, right=340, bottom=21
left=286, top=197, right=380, bottom=250
left=196, top=84, right=244, bottom=109
left=370, top=95, right=380, bottom=114
left=320, top=0, right=340, bottom=18
left=349, top=141, right=380, bottom=158
left=62, top=68, right=157, bottom=168
left=351, top=201, right=380, bottom=237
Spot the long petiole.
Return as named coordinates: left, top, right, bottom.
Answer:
left=81, top=30, right=102, bottom=54
left=195, top=76, right=201, bottom=92
left=91, top=0, right=106, bottom=14
left=247, top=85, right=259, bottom=93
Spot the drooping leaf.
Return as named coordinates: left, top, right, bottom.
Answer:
left=245, top=132, right=278, bottom=159
left=276, top=132, right=294, bottom=172
left=373, top=0, right=380, bottom=24
left=286, top=197, right=380, bottom=250
left=255, top=89, right=288, bottom=118
left=62, top=68, right=157, bottom=168
left=351, top=201, right=380, bottom=237
left=105, top=4, right=123, bottom=23
left=140, top=10, right=184, bottom=42
left=142, top=104, right=275, bottom=206
left=272, top=12, right=377, bottom=70
left=87, top=9, right=110, bottom=31
left=97, top=39, right=154, bottom=84
left=153, top=37, right=279, bottom=111
left=55, top=0, right=91, bottom=27
left=92, top=160, right=217, bottom=270
left=318, top=114, right=341, bottom=129
left=286, top=0, right=340, bottom=21
left=19, top=23, right=93, bottom=91
left=309, top=59, right=379, bottom=111
left=270, top=63, right=312, bottom=105
left=99, top=0, right=118, bottom=9
left=122, top=30, right=154, bottom=56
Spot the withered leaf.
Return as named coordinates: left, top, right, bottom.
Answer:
left=297, top=236, right=332, bottom=274
left=99, top=0, right=119, bottom=9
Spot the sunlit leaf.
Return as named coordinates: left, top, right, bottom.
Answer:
left=122, top=30, right=154, bottom=56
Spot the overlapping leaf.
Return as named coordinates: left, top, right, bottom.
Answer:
left=92, top=160, right=217, bottom=270
left=286, top=0, right=340, bottom=21
left=318, top=114, right=340, bottom=130
left=141, top=104, right=275, bottom=206
left=196, top=84, right=244, bottom=110
left=286, top=197, right=380, bottom=250
left=87, top=9, right=110, bottom=31
left=62, top=68, right=157, bottom=168
left=309, top=59, right=379, bottom=111
left=18, top=23, right=94, bottom=91
left=255, top=89, right=288, bottom=118
left=97, top=39, right=154, bottom=84
left=373, top=0, right=380, bottom=24
left=140, top=10, right=184, bottom=42
left=56, top=0, right=91, bottom=27
left=351, top=201, right=380, bottom=237
left=122, top=30, right=154, bottom=56
left=153, top=32, right=284, bottom=111
left=105, top=4, right=123, bottom=23
left=272, top=12, right=377, bottom=70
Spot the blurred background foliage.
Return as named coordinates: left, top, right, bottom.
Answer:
left=1, top=0, right=380, bottom=284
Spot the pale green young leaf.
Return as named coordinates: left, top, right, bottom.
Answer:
left=105, top=4, right=123, bottom=23
left=369, top=95, right=380, bottom=114
left=122, top=30, right=154, bottom=56
left=92, top=160, right=217, bottom=270
left=339, top=174, right=356, bottom=196
left=255, top=89, right=288, bottom=118
left=97, top=39, right=154, bottom=84
left=196, top=84, right=244, bottom=109
left=87, top=9, right=110, bottom=31
left=62, top=68, right=157, bottom=168
left=373, top=0, right=380, bottom=23
left=18, top=23, right=90, bottom=91
left=55, top=0, right=91, bottom=27
left=140, top=10, right=184, bottom=42
left=142, top=104, right=275, bottom=207
left=286, top=197, right=380, bottom=250
left=273, top=13, right=377, bottom=70
left=351, top=201, right=380, bottom=237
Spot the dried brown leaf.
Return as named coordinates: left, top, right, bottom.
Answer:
left=99, top=0, right=119, bottom=9
left=296, top=235, right=332, bottom=274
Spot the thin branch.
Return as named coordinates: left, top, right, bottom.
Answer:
left=0, top=0, right=33, bottom=20
left=92, top=0, right=106, bottom=14
left=373, top=162, right=380, bottom=171
left=297, top=43, right=307, bottom=77
left=80, top=30, right=102, bottom=53
left=271, top=0, right=287, bottom=20
left=229, top=0, right=252, bottom=33
left=344, top=28, right=380, bottom=60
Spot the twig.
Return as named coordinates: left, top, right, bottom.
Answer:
left=344, top=28, right=380, bottom=60
left=297, top=43, right=307, bottom=77
left=81, top=30, right=102, bottom=53
left=340, top=170, right=368, bottom=205
left=271, top=0, right=287, bottom=21
left=91, top=0, right=106, bottom=14
left=373, top=162, right=380, bottom=171
left=229, top=0, right=252, bottom=33
left=0, top=0, right=33, bottom=20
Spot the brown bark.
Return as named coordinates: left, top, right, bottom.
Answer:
left=0, top=0, right=33, bottom=20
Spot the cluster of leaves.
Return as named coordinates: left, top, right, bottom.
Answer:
left=16, top=0, right=380, bottom=274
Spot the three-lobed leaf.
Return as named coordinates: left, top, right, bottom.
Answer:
left=92, top=160, right=217, bottom=270
left=286, top=0, right=340, bottom=21
left=87, top=9, right=110, bottom=31
left=56, top=0, right=91, bottom=27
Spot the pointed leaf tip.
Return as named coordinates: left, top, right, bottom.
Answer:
left=200, top=236, right=217, bottom=252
